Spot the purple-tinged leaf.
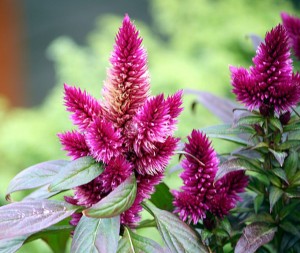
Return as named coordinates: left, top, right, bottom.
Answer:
left=247, top=34, right=264, bottom=50
left=185, top=89, right=239, bottom=123
left=117, top=226, right=166, bottom=253
left=71, top=216, right=120, bottom=253
left=83, top=174, right=137, bottom=218
left=215, top=158, right=260, bottom=183
left=235, top=223, right=277, bottom=253
left=0, top=235, right=28, bottom=253
left=268, top=149, right=287, bottom=167
left=49, top=156, right=103, bottom=192
left=6, top=160, right=68, bottom=201
left=201, top=124, right=255, bottom=135
left=0, top=200, right=77, bottom=239
left=23, top=185, right=60, bottom=201
left=144, top=202, right=208, bottom=253
left=269, top=186, right=283, bottom=213
left=205, top=134, right=249, bottom=146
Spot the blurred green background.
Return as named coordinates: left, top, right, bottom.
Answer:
left=1, top=0, right=300, bottom=252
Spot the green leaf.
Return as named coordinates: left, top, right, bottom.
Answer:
left=71, top=216, right=120, bottom=253
left=284, top=149, right=298, bottom=181
left=280, top=221, right=300, bottom=238
left=49, top=156, right=103, bottom=192
left=0, top=235, right=28, bottom=253
left=137, top=219, right=157, bottom=229
left=279, top=140, right=300, bottom=150
left=149, top=182, right=173, bottom=211
left=0, top=200, right=77, bottom=239
left=6, top=160, right=68, bottom=201
left=83, top=174, right=137, bottom=218
left=243, top=213, right=274, bottom=224
left=268, top=149, right=287, bottom=167
left=215, top=158, right=259, bottom=182
left=269, top=186, right=283, bottom=213
left=254, top=194, right=264, bottom=213
left=284, top=188, right=300, bottom=199
left=144, top=202, right=208, bottom=253
left=269, top=117, right=283, bottom=133
left=117, top=227, right=165, bottom=253
left=235, top=223, right=277, bottom=253
left=291, top=171, right=300, bottom=186
left=279, top=200, right=300, bottom=220
left=271, top=168, right=289, bottom=185
left=234, top=115, right=263, bottom=127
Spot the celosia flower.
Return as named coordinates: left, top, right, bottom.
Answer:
left=59, top=14, right=183, bottom=227
left=230, top=24, right=300, bottom=112
left=281, top=12, right=300, bottom=60
left=172, top=130, right=248, bottom=225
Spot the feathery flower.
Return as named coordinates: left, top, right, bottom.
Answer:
left=173, top=130, right=248, bottom=225
left=60, top=14, right=183, bottom=228
left=281, top=12, right=300, bottom=60
left=230, top=24, right=300, bottom=112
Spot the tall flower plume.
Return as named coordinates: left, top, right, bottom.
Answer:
left=172, top=130, right=248, bottom=225
left=281, top=12, right=300, bottom=60
left=59, top=14, right=183, bottom=228
left=230, top=24, right=300, bottom=112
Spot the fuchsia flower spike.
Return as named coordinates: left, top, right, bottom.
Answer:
left=59, top=14, right=183, bottom=228
left=173, top=130, right=248, bottom=225
left=231, top=24, right=300, bottom=113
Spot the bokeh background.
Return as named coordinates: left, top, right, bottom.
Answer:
left=1, top=0, right=300, bottom=252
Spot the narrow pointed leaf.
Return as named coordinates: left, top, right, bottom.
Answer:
left=83, top=174, right=137, bottom=218
left=234, top=115, right=263, bottom=127
left=235, top=223, right=277, bottom=253
left=144, top=202, right=208, bottom=253
left=271, top=168, right=289, bottom=185
left=0, top=235, right=28, bottom=253
left=205, top=134, right=249, bottom=146
left=280, top=221, right=300, bottom=238
left=285, top=188, right=300, bottom=199
left=49, top=156, right=103, bottom=192
left=269, top=117, right=283, bottom=133
left=279, top=140, right=300, bottom=150
left=0, top=200, right=77, bottom=239
left=6, top=160, right=68, bottom=201
left=185, top=89, right=238, bottom=123
left=269, top=186, right=283, bottom=213
left=268, top=149, right=287, bottom=167
left=117, top=227, right=165, bottom=253
left=71, top=216, right=120, bottom=253
left=254, top=194, right=264, bottom=213
left=201, top=124, right=255, bottom=135
left=215, top=158, right=259, bottom=183
left=284, top=149, right=298, bottom=180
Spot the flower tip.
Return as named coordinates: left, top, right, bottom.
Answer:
left=124, top=13, right=130, bottom=22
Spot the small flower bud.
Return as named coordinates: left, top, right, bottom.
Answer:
left=253, top=124, right=264, bottom=136
left=279, top=111, right=291, bottom=125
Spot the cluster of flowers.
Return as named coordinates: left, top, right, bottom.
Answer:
left=172, top=13, right=300, bottom=225
left=59, top=12, right=300, bottom=229
left=59, top=15, right=183, bottom=227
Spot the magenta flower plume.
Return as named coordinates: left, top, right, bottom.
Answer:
left=281, top=12, right=300, bottom=60
left=59, top=14, right=183, bottom=228
left=102, top=14, right=150, bottom=128
left=173, top=130, right=248, bottom=225
left=230, top=24, right=300, bottom=112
